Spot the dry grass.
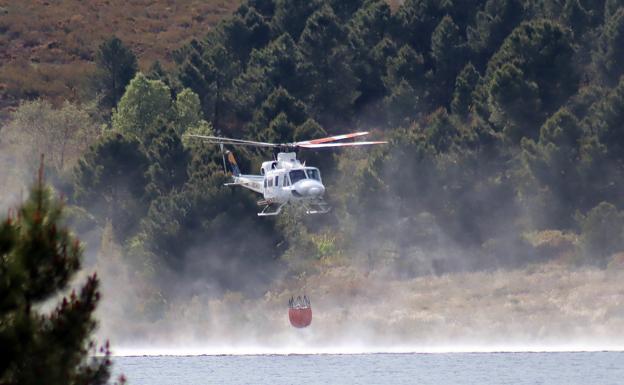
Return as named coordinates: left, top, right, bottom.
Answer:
left=0, top=0, right=406, bottom=115
left=0, top=0, right=240, bottom=109
left=99, top=261, right=624, bottom=350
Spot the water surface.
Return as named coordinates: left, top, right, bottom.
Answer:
left=113, top=351, right=623, bottom=385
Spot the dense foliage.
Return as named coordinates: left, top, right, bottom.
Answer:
left=5, top=0, right=624, bottom=300
left=166, top=0, right=624, bottom=274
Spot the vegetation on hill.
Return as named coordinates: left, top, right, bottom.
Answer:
left=2, top=0, right=624, bottom=316
left=0, top=0, right=240, bottom=113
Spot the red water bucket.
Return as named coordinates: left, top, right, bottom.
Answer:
left=288, top=307, right=312, bottom=328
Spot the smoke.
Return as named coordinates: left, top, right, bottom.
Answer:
left=3, top=117, right=624, bottom=357
left=0, top=141, right=31, bottom=213
left=85, top=124, right=624, bottom=355
left=99, top=262, right=624, bottom=355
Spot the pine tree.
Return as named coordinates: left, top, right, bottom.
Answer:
left=0, top=165, right=117, bottom=385
left=594, top=8, right=624, bottom=84
left=347, top=0, right=392, bottom=108
left=430, top=15, right=468, bottom=106
left=249, top=87, right=308, bottom=138
left=451, top=63, right=481, bottom=117
left=219, top=6, right=271, bottom=64
left=393, top=0, right=446, bottom=53
left=383, top=45, right=428, bottom=122
left=73, top=133, right=150, bottom=241
left=273, top=0, right=321, bottom=40
left=298, top=5, right=360, bottom=122
left=467, top=0, right=525, bottom=69
left=95, top=36, right=138, bottom=111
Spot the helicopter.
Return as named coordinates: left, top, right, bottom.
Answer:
left=188, top=132, right=386, bottom=216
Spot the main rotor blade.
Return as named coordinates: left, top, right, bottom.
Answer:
left=297, top=141, right=388, bottom=148
left=187, top=134, right=278, bottom=147
left=295, top=131, right=370, bottom=145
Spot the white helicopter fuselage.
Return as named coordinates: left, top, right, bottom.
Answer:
left=190, top=130, right=386, bottom=216
left=227, top=152, right=329, bottom=216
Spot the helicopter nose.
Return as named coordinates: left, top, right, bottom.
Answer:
left=308, top=185, right=325, bottom=197
left=294, top=180, right=325, bottom=198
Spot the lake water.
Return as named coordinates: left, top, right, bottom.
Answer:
left=113, top=351, right=623, bottom=385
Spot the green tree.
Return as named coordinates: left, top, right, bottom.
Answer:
left=347, top=0, right=392, bottom=108
left=467, top=0, right=525, bottom=69
left=299, top=5, right=360, bottom=121
left=484, top=20, right=578, bottom=138
left=273, top=0, right=321, bottom=40
left=431, top=15, right=468, bottom=106
left=112, top=73, right=172, bottom=140
left=147, top=60, right=176, bottom=92
left=585, top=76, right=624, bottom=163
left=393, top=0, right=446, bottom=52
left=0, top=172, right=114, bottom=385
left=138, top=171, right=282, bottom=294
left=487, top=62, right=541, bottom=141
left=143, top=120, right=191, bottom=201
left=520, top=108, right=586, bottom=227
left=431, top=16, right=465, bottom=72
left=451, top=63, right=481, bottom=117
left=220, top=6, right=272, bottom=63
left=247, top=0, right=276, bottom=17
left=384, top=79, right=422, bottom=126
left=95, top=36, right=138, bottom=110
left=263, top=112, right=296, bottom=143
left=249, top=87, right=308, bottom=138
left=230, top=33, right=306, bottom=120
left=384, top=44, right=426, bottom=86
left=177, top=40, right=213, bottom=115
left=579, top=202, right=624, bottom=265
left=424, top=108, right=463, bottom=152
left=173, top=88, right=205, bottom=136
left=177, top=40, right=239, bottom=130
left=73, top=133, right=149, bottom=241
left=561, top=0, right=593, bottom=36
left=605, top=0, right=624, bottom=20
left=329, top=0, right=366, bottom=21
left=594, top=8, right=624, bottom=84
left=294, top=118, right=327, bottom=141
left=383, top=44, right=427, bottom=123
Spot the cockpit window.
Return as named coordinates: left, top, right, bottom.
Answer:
left=289, top=169, right=306, bottom=184
left=305, top=168, right=321, bottom=181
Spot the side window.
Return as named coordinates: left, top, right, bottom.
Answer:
left=264, top=179, right=267, bottom=188
left=275, top=176, right=279, bottom=186
left=284, top=176, right=290, bottom=186
left=268, top=179, right=273, bottom=187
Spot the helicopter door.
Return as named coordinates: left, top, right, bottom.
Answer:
left=264, top=172, right=278, bottom=200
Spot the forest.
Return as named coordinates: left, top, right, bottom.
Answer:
left=2, top=0, right=624, bottom=318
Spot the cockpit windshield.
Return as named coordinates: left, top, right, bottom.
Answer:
left=289, top=169, right=307, bottom=184
left=305, top=168, right=321, bottom=181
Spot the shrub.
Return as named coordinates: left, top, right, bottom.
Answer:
left=579, top=202, right=624, bottom=265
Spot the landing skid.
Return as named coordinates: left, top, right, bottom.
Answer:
left=302, top=200, right=331, bottom=215
left=257, top=202, right=285, bottom=216
left=256, top=200, right=331, bottom=216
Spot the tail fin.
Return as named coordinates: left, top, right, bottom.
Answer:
left=226, top=151, right=241, bottom=177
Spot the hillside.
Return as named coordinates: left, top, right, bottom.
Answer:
left=0, top=0, right=405, bottom=115
left=2, top=0, right=624, bottom=349
left=0, top=0, right=240, bottom=111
